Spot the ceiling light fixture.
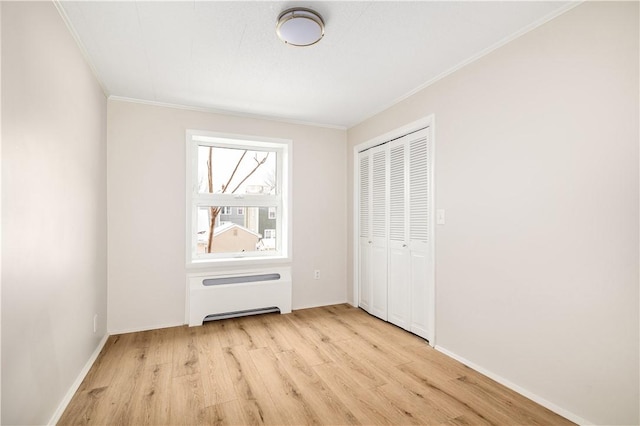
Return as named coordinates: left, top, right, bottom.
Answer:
left=276, top=8, right=325, bottom=47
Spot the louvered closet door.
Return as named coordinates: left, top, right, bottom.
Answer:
left=387, top=139, right=410, bottom=329
left=407, top=129, right=433, bottom=340
left=357, top=126, right=433, bottom=339
left=358, top=151, right=371, bottom=312
left=369, top=145, right=388, bottom=321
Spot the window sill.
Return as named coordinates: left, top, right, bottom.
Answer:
left=186, top=255, right=291, bottom=271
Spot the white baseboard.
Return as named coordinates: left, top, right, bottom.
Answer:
left=48, top=334, right=109, bottom=425
left=434, top=345, right=591, bottom=426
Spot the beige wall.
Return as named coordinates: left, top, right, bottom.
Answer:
left=1, top=2, right=108, bottom=424
left=107, top=100, right=347, bottom=333
left=348, top=2, right=639, bottom=425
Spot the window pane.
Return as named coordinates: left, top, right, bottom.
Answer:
left=198, top=146, right=276, bottom=195
left=196, top=206, right=278, bottom=254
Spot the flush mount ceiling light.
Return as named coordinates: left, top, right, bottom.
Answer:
left=276, top=8, right=325, bottom=47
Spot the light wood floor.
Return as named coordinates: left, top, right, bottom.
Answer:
left=59, top=304, right=573, bottom=425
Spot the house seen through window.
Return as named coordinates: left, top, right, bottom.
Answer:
left=186, top=131, right=290, bottom=262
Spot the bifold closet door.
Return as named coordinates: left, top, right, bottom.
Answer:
left=358, top=127, right=432, bottom=338
left=369, top=145, right=388, bottom=321
left=408, top=130, right=432, bottom=340
left=358, top=152, right=371, bottom=312
left=387, top=139, right=410, bottom=329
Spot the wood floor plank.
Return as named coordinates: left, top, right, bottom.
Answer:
left=248, top=346, right=323, bottom=425
left=222, top=345, right=287, bottom=425
left=374, top=380, right=453, bottom=425
left=450, top=373, right=573, bottom=426
left=333, top=337, right=476, bottom=423
left=130, top=328, right=154, bottom=349
left=277, top=317, right=333, bottom=366
left=330, top=337, right=460, bottom=423
left=400, top=343, right=470, bottom=380
left=128, top=362, right=173, bottom=425
left=444, top=413, right=493, bottom=425
left=76, top=343, right=148, bottom=426
left=57, top=386, right=108, bottom=425
left=358, top=315, right=427, bottom=348
left=251, top=313, right=295, bottom=353
left=169, top=373, right=204, bottom=425
left=393, top=360, right=495, bottom=424
left=216, top=317, right=263, bottom=349
left=276, top=350, right=360, bottom=425
left=308, top=332, right=388, bottom=389
left=235, top=315, right=273, bottom=350
left=290, top=308, right=355, bottom=342
left=396, top=348, right=467, bottom=386
left=284, top=319, right=332, bottom=347
left=146, top=326, right=176, bottom=365
left=59, top=305, right=574, bottom=426
left=334, top=326, right=411, bottom=367
left=312, top=361, right=396, bottom=425
left=172, top=326, right=200, bottom=378
left=199, top=400, right=247, bottom=426
left=212, top=320, right=238, bottom=348
left=109, top=336, right=148, bottom=381
left=76, top=334, right=131, bottom=392
left=196, top=327, right=237, bottom=407
left=70, top=386, right=122, bottom=425
left=284, top=315, right=389, bottom=388
left=197, top=319, right=225, bottom=346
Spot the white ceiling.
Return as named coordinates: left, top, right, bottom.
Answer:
left=59, top=1, right=574, bottom=128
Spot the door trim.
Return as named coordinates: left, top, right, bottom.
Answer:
left=352, top=114, right=436, bottom=346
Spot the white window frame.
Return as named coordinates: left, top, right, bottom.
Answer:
left=186, top=130, right=292, bottom=266
left=237, top=207, right=245, bottom=215
left=221, top=206, right=232, bottom=215
left=268, top=207, right=276, bottom=219
left=264, top=229, right=276, bottom=239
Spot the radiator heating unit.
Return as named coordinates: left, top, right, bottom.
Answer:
left=187, top=267, right=292, bottom=326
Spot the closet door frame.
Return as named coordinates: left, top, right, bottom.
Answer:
left=352, top=114, right=436, bottom=347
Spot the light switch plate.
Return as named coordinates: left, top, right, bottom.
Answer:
left=436, top=209, right=445, bottom=225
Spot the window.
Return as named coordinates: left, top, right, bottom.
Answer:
left=186, top=130, right=291, bottom=263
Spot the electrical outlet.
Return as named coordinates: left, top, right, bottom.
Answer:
left=93, top=314, right=98, bottom=333
left=314, top=270, right=320, bottom=280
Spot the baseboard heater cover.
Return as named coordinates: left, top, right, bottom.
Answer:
left=187, top=267, right=292, bottom=326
